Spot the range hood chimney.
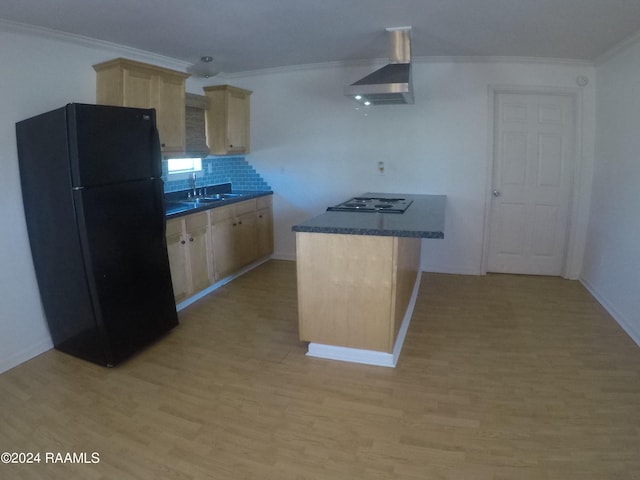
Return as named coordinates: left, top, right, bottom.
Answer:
left=345, top=27, right=413, bottom=106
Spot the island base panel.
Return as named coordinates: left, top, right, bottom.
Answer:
left=296, top=232, right=420, bottom=354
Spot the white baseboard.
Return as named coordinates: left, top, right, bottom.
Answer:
left=580, top=277, right=640, bottom=348
left=306, top=272, right=422, bottom=368
left=307, top=343, right=397, bottom=367
left=271, top=252, right=296, bottom=261
left=0, top=337, right=53, bottom=374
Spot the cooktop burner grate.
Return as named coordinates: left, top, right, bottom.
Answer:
left=327, top=197, right=413, bottom=214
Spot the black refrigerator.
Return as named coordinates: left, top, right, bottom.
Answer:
left=16, top=103, right=179, bottom=367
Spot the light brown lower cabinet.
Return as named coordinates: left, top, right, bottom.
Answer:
left=209, top=208, right=235, bottom=282
left=256, top=196, right=274, bottom=258
left=166, top=196, right=273, bottom=302
left=210, top=198, right=263, bottom=281
left=166, top=212, right=211, bottom=303
left=234, top=211, right=259, bottom=270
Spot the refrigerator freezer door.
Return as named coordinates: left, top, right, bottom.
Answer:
left=74, top=178, right=178, bottom=365
left=67, top=104, right=162, bottom=187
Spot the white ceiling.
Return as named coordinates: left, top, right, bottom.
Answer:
left=2, top=0, right=640, bottom=74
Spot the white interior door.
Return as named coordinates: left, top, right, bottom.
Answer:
left=487, top=92, right=575, bottom=276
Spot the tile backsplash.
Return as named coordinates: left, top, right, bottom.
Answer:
left=162, top=156, right=271, bottom=193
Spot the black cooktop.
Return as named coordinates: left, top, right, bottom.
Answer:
left=327, top=197, right=413, bottom=214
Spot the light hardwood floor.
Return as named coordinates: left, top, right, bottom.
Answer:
left=1, top=260, right=640, bottom=479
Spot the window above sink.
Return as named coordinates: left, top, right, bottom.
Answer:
left=166, top=157, right=202, bottom=178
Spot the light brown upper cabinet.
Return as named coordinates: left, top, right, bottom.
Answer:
left=203, top=85, right=252, bottom=155
left=93, top=58, right=190, bottom=155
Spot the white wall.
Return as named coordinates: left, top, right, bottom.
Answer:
left=581, top=39, right=640, bottom=345
left=0, top=22, right=598, bottom=373
left=195, top=60, right=596, bottom=275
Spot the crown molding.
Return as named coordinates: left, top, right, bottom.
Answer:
left=595, top=28, right=640, bottom=66
left=218, top=55, right=593, bottom=80
left=213, top=59, right=380, bottom=80
left=413, top=55, right=593, bottom=66
left=1, top=18, right=594, bottom=79
left=0, top=18, right=191, bottom=72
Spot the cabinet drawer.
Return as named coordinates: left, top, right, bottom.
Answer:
left=185, top=211, right=208, bottom=230
left=234, top=198, right=256, bottom=216
left=166, top=218, right=183, bottom=236
left=210, top=204, right=234, bottom=222
left=256, top=195, right=272, bottom=210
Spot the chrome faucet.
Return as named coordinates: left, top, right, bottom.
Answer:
left=190, top=173, right=197, bottom=197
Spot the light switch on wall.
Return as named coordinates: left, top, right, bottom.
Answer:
left=378, top=161, right=385, bottom=175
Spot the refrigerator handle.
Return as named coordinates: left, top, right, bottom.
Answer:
left=150, top=126, right=162, bottom=177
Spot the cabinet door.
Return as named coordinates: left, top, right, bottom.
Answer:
left=156, top=75, right=186, bottom=153
left=203, top=85, right=251, bottom=155
left=166, top=229, right=189, bottom=303
left=227, top=90, right=249, bottom=154
left=235, top=211, right=258, bottom=268
left=186, top=223, right=211, bottom=292
left=211, top=217, right=237, bottom=280
left=257, top=207, right=274, bottom=258
left=122, top=67, right=155, bottom=109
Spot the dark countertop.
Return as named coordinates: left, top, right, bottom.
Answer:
left=165, top=189, right=273, bottom=219
left=292, top=193, right=446, bottom=238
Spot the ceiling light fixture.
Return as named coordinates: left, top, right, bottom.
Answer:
left=189, top=56, right=219, bottom=78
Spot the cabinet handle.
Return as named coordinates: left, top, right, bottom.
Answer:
left=189, top=237, right=194, bottom=242
left=180, top=240, right=186, bottom=245
left=233, top=223, right=237, bottom=226
left=239, top=220, right=243, bottom=225
left=258, top=214, right=263, bottom=218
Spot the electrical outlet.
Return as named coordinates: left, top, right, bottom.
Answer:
left=378, top=161, right=385, bottom=175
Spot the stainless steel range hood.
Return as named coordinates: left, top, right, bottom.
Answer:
left=345, top=27, right=413, bottom=106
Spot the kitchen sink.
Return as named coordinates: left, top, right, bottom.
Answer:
left=174, top=197, right=222, bottom=208
left=191, top=197, right=222, bottom=204
left=203, top=193, right=243, bottom=200
left=165, top=193, right=245, bottom=214
left=165, top=197, right=220, bottom=210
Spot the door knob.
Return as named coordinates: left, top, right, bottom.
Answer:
left=493, top=190, right=501, bottom=197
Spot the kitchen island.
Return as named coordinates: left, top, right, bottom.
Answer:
left=292, top=193, right=446, bottom=367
